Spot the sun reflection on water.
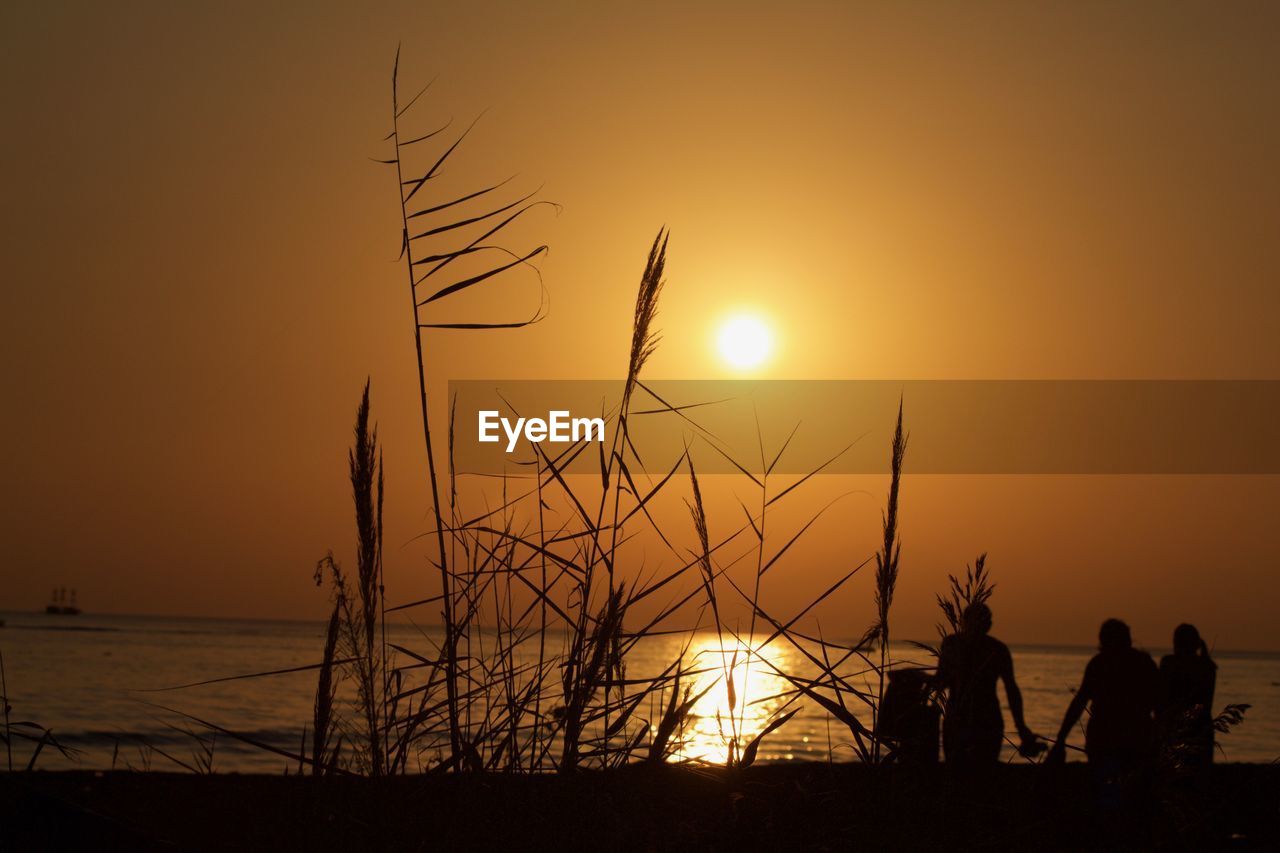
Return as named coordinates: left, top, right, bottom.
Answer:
left=671, top=634, right=796, bottom=765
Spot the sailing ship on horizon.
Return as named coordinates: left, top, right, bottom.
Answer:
left=45, top=587, right=81, bottom=616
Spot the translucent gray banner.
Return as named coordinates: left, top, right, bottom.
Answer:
left=448, top=380, right=1280, bottom=475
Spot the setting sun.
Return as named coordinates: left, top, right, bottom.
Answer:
left=717, top=314, right=774, bottom=370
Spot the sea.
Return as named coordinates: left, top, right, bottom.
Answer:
left=2, top=611, right=1276, bottom=773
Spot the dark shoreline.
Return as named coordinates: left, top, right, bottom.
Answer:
left=4, top=763, right=1278, bottom=851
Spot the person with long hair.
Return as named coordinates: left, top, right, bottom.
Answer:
left=1158, top=623, right=1218, bottom=768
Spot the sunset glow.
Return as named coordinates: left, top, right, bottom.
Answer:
left=5, top=7, right=1279, bottom=840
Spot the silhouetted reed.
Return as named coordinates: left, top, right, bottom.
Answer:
left=312, top=604, right=340, bottom=775
left=869, top=400, right=906, bottom=762
left=308, top=380, right=389, bottom=775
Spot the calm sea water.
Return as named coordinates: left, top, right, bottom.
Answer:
left=2, top=611, right=1276, bottom=772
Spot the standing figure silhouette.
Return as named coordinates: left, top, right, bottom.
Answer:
left=1159, top=623, right=1217, bottom=768
left=1048, top=618, right=1160, bottom=772
left=936, top=602, right=1037, bottom=768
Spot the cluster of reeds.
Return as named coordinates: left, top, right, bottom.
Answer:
left=310, top=379, right=389, bottom=774
left=300, top=56, right=940, bottom=774
left=147, top=55, right=960, bottom=775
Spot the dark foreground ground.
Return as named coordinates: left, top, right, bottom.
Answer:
left=3, top=763, right=1277, bottom=851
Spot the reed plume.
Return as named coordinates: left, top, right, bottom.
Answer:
left=869, top=399, right=906, bottom=762
left=311, top=603, right=341, bottom=775
left=624, top=230, right=667, bottom=410
left=935, top=554, right=994, bottom=641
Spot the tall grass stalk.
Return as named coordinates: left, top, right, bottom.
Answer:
left=870, top=400, right=906, bottom=762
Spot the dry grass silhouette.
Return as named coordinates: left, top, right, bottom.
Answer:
left=146, top=56, right=958, bottom=775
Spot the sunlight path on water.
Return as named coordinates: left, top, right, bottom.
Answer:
left=671, top=635, right=797, bottom=765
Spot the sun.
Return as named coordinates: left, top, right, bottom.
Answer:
left=716, top=314, right=774, bottom=370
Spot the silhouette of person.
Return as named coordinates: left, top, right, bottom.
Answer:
left=936, top=602, right=1036, bottom=768
left=1047, top=618, right=1159, bottom=772
left=1158, top=623, right=1217, bottom=768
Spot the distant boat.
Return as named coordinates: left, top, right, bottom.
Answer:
left=45, top=586, right=82, bottom=616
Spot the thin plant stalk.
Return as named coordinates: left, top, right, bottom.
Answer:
left=871, top=399, right=906, bottom=763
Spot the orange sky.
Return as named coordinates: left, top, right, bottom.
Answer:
left=3, top=1, right=1278, bottom=649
